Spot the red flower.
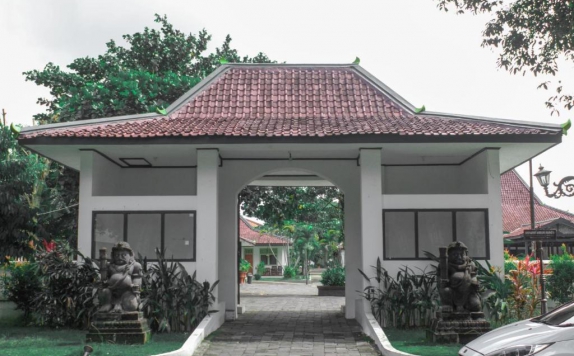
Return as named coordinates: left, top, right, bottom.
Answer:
left=42, top=240, right=56, bottom=252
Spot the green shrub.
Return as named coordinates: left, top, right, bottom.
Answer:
left=32, top=240, right=100, bottom=328
left=256, top=261, right=266, bottom=276
left=239, top=259, right=251, bottom=273
left=283, top=265, right=297, bottom=279
left=547, top=246, right=574, bottom=304
left=320, top=267, right=345, bottom=286
left=254, top=274, right=261, bottom=280
left=359, top=258, right=437, bottom=328
left=1, top=260, right=41, bottom=320
left=140, top=249, right=217, bottom=333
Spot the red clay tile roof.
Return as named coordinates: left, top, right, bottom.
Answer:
left=20, top=65, right=560, bottom=140
left=239, top=217, right=286, bottom=246
left=502, top=170, right=574, bottom=237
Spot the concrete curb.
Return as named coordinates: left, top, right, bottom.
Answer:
left=152, top=301, right=225, bottom=356
left=355, top=299, right=417, bottom=356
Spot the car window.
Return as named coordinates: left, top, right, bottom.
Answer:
left=534, top=302, right=574, bottom=326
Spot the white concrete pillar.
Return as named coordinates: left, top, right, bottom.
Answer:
left=77, top=151, right=94, bottom=258
left=359, top=148, right=383, bottom=290
left=486, top=149, right=503, bottom=270
left=197, top=149, right=219, bottom=298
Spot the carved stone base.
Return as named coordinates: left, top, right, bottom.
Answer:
left=427, top=312, right=491, bottom=344
left=86, top=312, right=150, bottom=344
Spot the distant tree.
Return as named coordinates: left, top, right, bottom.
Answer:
left=435, top=0, right=574, bottom=117
left=0, top=126, right=45, bottom=257
left=24, top=14, right=274, bottom=124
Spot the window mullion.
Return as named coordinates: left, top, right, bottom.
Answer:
left=414, top=211, right=419, bottom=259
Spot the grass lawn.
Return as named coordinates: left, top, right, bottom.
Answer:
left=384, top=328, right=463, bottom=356
left=0, top=315, right=188, bottom=356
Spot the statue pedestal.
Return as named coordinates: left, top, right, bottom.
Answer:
left=427, top=311, right=491, bottom=344
left=86, top=312, right=151, bottom=344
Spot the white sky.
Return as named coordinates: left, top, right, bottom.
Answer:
left=1, top=0, right=573, bottom=213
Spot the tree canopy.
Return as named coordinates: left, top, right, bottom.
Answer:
left=24, top=14, right=274, bottom=124
left=435, top=0, right=574, bottom=116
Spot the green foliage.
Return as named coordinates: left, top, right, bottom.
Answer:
left=256, top=261, right=266, bottom=276
left=475, top=260, right=512, bottom=324
left=320, top=267, right=345, bottom=286
left=240, top=186, right=343, bottom=230
left=32, top=240, right=100, bottom=328
left=254, top=274, right=261, bottom=280
left=0, top=123, right=79, bottom=257
left=360, top=258, right=437, bottom=328
left=1, top=241, right=99, bottom=328
left=283, top=265, right=297, bottom=279
left=140, top=249, right=218, bottom=333
left=435, top=0, right=574, bottom=113
left=25, top=14, right=274, bottom=124
left=0, top=125, right=43, bottom=257
left=547, top=245, right=574, bottom=304
left=1, top=261, right=41, bottom=319
left=239, top=259, right=251, bottom=273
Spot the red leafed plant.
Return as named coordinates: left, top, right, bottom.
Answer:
left=42, top=239, right=56, bottom=252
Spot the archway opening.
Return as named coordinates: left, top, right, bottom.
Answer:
left=236, top=168, right=346, bottom=307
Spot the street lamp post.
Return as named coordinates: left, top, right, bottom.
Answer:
left=533, top=164, right=574, bottom=314
left=534, top=165, right=574, bottom=199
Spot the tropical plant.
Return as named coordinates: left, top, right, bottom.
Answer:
left=239, top=259, right=251, bottom=273
left=359, top=258, right=438, bottom=328
left=32, top=240, right=100, bottom=328
left=256, top=261, right=266, bottom=276
left=320, top=267, right=345, bottom=286
left=283, top=265, right=297, bottom=279
left=1, top=258, right=41, bottom=320
left=547, top=244, right=574, bottom=304
left=476, top=259, right=512, bottom=324
left=139, top=248, right=218, bottom=333
left=505, top=254, right=541, bottom=320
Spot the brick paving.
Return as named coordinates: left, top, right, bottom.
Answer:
left=193, top=282, right=380, bottom=356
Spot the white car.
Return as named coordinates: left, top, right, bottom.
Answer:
left=459, top=301, right=574, bottom=356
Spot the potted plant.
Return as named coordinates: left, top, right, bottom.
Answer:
left=254, top=261, right=266, bottom=280
left=318, top=266, right=345, bottom=296
left=239, top=259, right=251, bottom=284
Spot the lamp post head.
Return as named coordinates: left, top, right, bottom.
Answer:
left=534, top=165, right=552, bottom=188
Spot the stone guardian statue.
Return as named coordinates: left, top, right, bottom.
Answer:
left=98, top=242, right=143, bottom=313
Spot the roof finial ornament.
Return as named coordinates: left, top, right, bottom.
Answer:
left=414, top=105, right=426, bottom=114
left=352, top=57, right=360, bottom=65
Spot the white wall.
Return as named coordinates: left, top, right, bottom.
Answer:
left=91, top=153, right=197, bottom=196
left=383, top=151, right=489, bottom=195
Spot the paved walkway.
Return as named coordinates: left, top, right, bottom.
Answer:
left=193, top=282, right=380, bottom=356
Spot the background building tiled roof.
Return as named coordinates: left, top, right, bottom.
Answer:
left=21, top=65, right=560, bottom=140
left=501, top=170, right=574, bottom=237
left=239, top=216, right=286, bottom=246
